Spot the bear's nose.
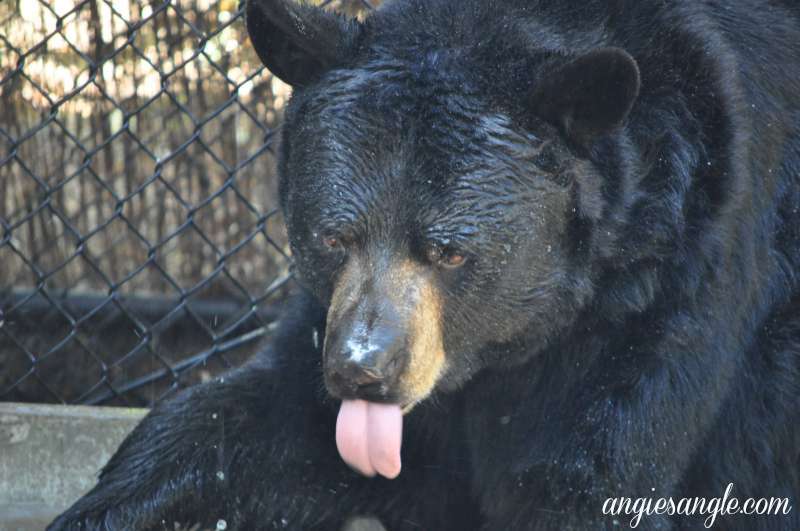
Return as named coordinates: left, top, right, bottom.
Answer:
left=326, top=328, right=405, bottom=397
left=338, top=343, right=401, bottom=384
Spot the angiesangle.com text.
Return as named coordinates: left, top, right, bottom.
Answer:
left=602, top=483, right=793, bottom=528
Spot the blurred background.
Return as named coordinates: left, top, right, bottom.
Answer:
left=0, top=0, right=377, bottom=407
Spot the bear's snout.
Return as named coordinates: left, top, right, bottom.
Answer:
left=323, top=255, right=447, bottom=408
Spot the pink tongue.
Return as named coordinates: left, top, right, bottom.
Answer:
left=336, top=400, right=403, bottom=479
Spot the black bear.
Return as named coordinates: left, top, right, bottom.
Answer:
left=51, top=0, right=800, bottom=529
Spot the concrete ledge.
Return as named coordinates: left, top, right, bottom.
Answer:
left=0, top=402, right=147, bottom=529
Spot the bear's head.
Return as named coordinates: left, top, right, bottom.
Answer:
left=246, top=0, right=640, bottom=411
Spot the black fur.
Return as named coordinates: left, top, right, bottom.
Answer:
left=51, top=0, right=800, bottom=529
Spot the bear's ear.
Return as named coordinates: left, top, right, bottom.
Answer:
left=532, top=47, right=640, bottom=145
left=245, top=0, right=361, bottom=87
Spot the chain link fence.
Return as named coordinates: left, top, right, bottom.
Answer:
left=0, top=0, right=375, bottom=407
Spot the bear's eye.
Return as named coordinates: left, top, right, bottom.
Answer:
left=441, top=252, right=467, bottom=269
left=426, top=245, right=468, bottom=269
left=322, top=233, right=347, bottom=252
left=323, top=235, right=340, bottom=249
